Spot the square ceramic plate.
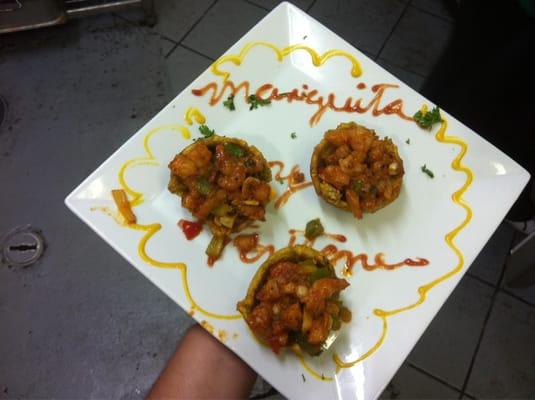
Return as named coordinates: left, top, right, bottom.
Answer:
left=65, top=3, right=530, bottom=399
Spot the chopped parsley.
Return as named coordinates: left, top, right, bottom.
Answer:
left=247, top=94, right=271, bottom=110
left=198, top=124, right=215, bottom=138
left=406, top=138, right=410, bottom=144
left=277, top=178, right=284, bottom=185
left=421, top=164, right=434, bottom=178
left=353, top=180, right=363, bottom=192
left=224, top=143, right=245, bottom=158
left=413, top=106, right=442, bottom=130
left=301, top=374, right=306, bottom=382
left=290, top=132, right=297, bottom=139
left=223, top=94, right=235, bottom=111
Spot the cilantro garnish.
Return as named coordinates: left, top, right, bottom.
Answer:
left=421, top=164, right=434, bottom=178
left=223, top=94, right=235, bottom=111
left=290, top=132, right=297, bottom=139
left=247, top=94, right=271, bottom=110
left=198, top=125, right=215, bottom=138
left=413, top=106, right=442, bottom=130
left=224, top=143, right=245, bottom=158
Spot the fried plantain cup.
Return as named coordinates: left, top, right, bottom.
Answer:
left=310, top=122, right=404, bottom=219
left=237, top=245, right=352, bottom=356
left=168, top=135, right=272, bottom=261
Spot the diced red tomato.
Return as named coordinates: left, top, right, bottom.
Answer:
left=178, top=219, right=202, bottom=240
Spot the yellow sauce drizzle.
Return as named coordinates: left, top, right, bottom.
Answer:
left=179, top=126, right=191, bottom=139
left=211, top=41, right=362, bottom=83
left=201, top=320, right=215, bottom=334
left=333, top=113, right=474, bottom=369
left=184, top=107, right=206, bottom=125
left=218, top=329, right=228, bottom=343
left=129, top=222, right=241, bottom=320
left=118, top=124, right=187, bottom=207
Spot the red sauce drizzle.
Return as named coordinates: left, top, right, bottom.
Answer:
left=287, top=229, right=346, bottom=247
left=268, top=161, right=313, bottom=209
left=178, top=219, right=203, bottom=240
left=321, top=244, right=429, bottom=276
left=240, top=244, right=275, bottom=263
left=233, top=233, right=275, bottom=263
left=192, top=80, right=413, bottom=126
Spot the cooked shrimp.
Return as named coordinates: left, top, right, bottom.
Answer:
left=169, top=154, right=197, bottom=178
left=186, top=143, right=212, bottom=168
left=319, top=165, right=350, bottom=189
left=217, top=165, right=246, bottom=191
left=305, top=278, right=349, bottom=316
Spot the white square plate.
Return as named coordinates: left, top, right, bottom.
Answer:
left=65, top=3, right=529, bottom=399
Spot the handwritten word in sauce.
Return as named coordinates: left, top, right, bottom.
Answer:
left=268, top=161, right=312, bottom=208
left=287, top=228, right=346, bottom=248
left=192, top=81, right=413, bottom=126
left=321, top=244, right=429, bottom=276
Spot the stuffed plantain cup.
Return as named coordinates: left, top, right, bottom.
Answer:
left=237, top=245, right=352, bottom=355
left=310, top=122, right=404, bottom=219
left=168, top=135, right=272, bottom=263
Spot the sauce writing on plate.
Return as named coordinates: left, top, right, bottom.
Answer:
left=268, top=161, right=313, bottom=208
left=287, top=228, right=346, bottom=247
left=192, top=81, right=412, bottom=126
left=321, top=244, right=429, bottom=276
left=233, top=233, right=275, bottom=263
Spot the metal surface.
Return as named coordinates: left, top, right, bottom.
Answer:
left=0, top=0, right=66, bottom=34
left=1, top=226, right=45, bottom=268
left=0, top=0, right=154, bottom=33
left=65, top=0, right=141, bottom=18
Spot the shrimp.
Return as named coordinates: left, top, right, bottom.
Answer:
left=305, top=278, right=349, bottom=316
left=186, top=143, right=212, bottom=168
left=217, top=165, right=246, bottom=191
left=242, top=177, right=271, bottom=203
left=307, top=313, right=332, bottom=345
left=169, top=154, right=197, bottom=178
left=319, top=165, right=351, bottom=189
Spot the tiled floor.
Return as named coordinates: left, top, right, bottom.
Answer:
left=1, top=1, right=534, bottom=399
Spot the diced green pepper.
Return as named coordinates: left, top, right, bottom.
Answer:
left=309, top=267, right=330, bottom=282
left=218, top=215, right=236, bottom=228
left=196, top=176, right=212, bottom=195
left=255, top=167, right=272, bottom=182
left=332, top=317, right=341, bottom=331
left=224, top=143, right=245, bottom=158
left=299, top=259, right=318, bottom=274
left=305, top=218, right=325, bottom=240
left=205, top=235, right=225, bottom=258
left=212, top=204, right=231, bottom=217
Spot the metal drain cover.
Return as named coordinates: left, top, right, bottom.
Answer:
left=1, top=226, right=45, bottom=268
